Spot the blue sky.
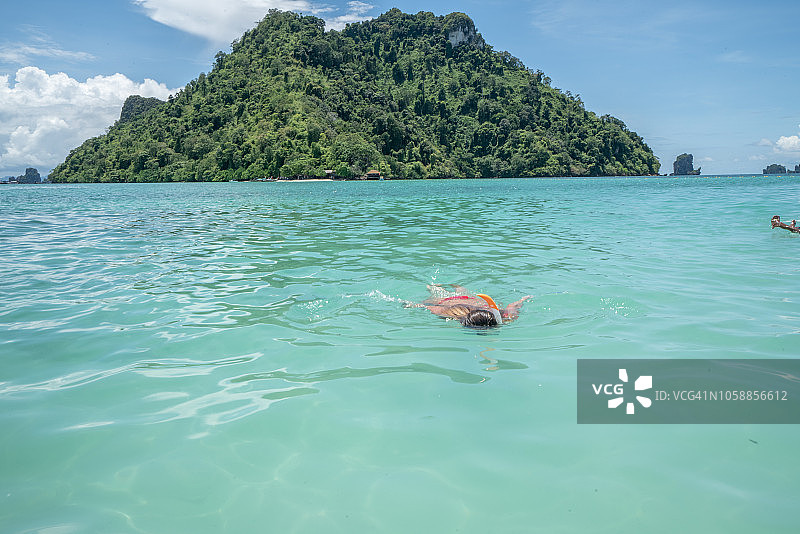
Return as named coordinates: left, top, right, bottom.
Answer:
left=1, top=0, right=799, bottom=177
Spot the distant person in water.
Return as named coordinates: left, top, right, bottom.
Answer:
left=771, top=215, right=800, bottom=234
left=407, top=284, right=532, bottom=328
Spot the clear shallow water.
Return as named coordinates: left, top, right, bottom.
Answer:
left=1, top=176, right=799, bottom=533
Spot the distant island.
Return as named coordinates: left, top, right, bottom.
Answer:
left=670, top=153, right=700, bottom=176
left=50, top=10, right=660, bottom=183
left=763, top=163, right=800, bottom=174
left=1, top=167, right=42, bottom=184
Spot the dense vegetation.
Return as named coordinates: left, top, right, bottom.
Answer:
left=119, top=95, right=165, bottom=124
left=51, top=9, right=661, bottom=182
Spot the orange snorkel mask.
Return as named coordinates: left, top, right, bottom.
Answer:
left=476, top=294, right=503, bottom=325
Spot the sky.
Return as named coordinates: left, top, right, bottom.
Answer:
left=1, top=0, right=799, bottom=177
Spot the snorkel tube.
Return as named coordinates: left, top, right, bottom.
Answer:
left=476, top=294, right=503, bottom=325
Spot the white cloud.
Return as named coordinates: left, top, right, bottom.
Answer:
left=775, top=135, right=800, bottom=153
left=0, top=66, right=177, bottom=176
left=326, top=1, right=374, bottom=31
left=0, top=30, right=95, bottom=65
left=0, top=43, right=95, bottom=65
left=132, top=0, right=374, bottom=43
left=133, top=0, right=311, bottom=43
left=756, top=138, right=773, bottom=147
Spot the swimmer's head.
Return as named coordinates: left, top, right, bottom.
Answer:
left=476, top=294, right=503, bottom=325
left=460, top=309, right=499, bottom=328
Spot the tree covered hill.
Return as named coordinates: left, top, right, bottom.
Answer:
left=119, top=95, right=165, bottom=124
left=51, top=9, right=660, bottom=182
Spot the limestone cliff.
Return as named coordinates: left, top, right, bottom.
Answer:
left=672, top=153, right=700, bottom=175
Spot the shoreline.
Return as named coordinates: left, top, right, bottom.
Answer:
left=26, top=173, right=796, bottom=185
left=271, top=178, right=334, bottom=182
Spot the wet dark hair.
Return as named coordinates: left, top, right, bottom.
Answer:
left=460, top=309, right=499, bottom=328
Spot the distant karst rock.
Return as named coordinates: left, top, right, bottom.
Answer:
left=672, top=153, right=700, bottom=175
left=763, top=163, right=787, bottom=174
left=119, top=95, right=165, bottom=124
left=16, top=167, right=41, bottom=184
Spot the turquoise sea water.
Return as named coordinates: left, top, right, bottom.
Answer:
left=1, top=176, right=799, bottom=533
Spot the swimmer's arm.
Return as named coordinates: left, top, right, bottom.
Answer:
left=501, top=296, right=533, bottom=321
left=773, top=222, right=800, bottom=233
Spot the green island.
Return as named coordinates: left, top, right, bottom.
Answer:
left=50, top=9, right=661, bottom=182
